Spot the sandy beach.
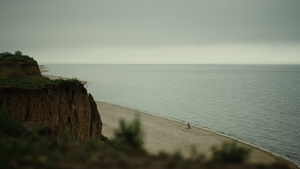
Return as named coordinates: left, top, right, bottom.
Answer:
left=98, top=101, right=298, bottom=168
left=41, top=71, right=298, bottom=168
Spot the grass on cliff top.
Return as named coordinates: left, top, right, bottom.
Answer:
left=0, top=77, right=81, bottom=88
left=0, top=53, right=37, bottom=65
left=0, top=52, right=80, bottom=88
left=0, top=109, right=291, bottom=169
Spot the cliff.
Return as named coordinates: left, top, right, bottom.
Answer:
left=0, top=81, right=102, bottom=140
left=0, top=54, right=43, bottom=78
left=0, top=53, right=102, bottom=140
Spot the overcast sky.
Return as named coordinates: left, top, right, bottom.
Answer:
left=1, top=0, right=300, bottom=64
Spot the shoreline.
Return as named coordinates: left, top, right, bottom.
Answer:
left=39, top=68, right=299, bottom=168
left=39, top=65, right=88, bottom=86
left=158, top=113, right=298, bottom=166
left=98, top=101, right=298, bottom=168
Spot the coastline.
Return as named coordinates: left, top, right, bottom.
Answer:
left=40, top=66, right=87, bottom=86
left=39, top=67, right=299, bottom=168
left=98, top=101, right=298, bottom=168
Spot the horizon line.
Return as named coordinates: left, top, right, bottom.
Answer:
left=39, top=62, right=300, bottom=65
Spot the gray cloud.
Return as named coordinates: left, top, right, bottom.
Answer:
left=1, top=0, right=300, bottom=63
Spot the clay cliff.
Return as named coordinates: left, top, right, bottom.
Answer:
left=0, top=81, right=102, bottom=140
left=0, top=53, right=102, bottom=140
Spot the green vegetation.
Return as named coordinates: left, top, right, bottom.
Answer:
left=0, top=77, right=54, bottom=88
left=37, top=124, right=52, bottom=136
left=111, top=115, right=144, bottom=152
left=0, top=109, right=26, bottom=136
left=53, top=78, right=81, bottom=84
left=0, top=51, right=37, bottom=65
left=211, top=142, right=251, bottom=164
left=0, top=50, right=82, bottom=88
left=0, top=77, right=81, bottom=88
left=0, top=109, right=291, bottom=169
left=14, top=50, right=23, bottom=56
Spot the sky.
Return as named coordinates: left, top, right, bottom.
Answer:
left=1, top=0, right=300, bottom=64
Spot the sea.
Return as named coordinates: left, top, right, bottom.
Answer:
left=44, top=64, right=300, bottom=166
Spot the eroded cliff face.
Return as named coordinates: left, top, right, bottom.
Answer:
left=0, top=81, right=102, bottom=140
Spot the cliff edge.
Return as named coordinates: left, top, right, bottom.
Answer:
left=0, top=53, right=42, bottom=78
left=0, top=53, right=102, bottom=139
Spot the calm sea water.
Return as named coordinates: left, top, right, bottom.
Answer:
left=44, top=64, right=300, bottom=166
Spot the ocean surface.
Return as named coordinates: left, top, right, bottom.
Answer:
left=44, top=64, right=300, bottom=166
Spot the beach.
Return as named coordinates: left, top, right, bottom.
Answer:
left=98, top=101, right=298, bottom=168
left=40, top=66, right=88, bottom=86
left=42, top=72, right=298, bottom=168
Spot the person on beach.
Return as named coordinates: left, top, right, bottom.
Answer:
left=187, top=123, right=191, bottom=129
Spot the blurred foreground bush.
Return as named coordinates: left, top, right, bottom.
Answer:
left=211, top=142, right=251, bottom=163
left=111, top=115, right=144, bottom=152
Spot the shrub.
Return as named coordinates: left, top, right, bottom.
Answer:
left=211, top=142, right=251, bottom=164
left=15, top=50, right=23, bottom=56
left=37, top=125, right=52, bottom=136
left=111, top=115, right=144, bottom=152
left=101, top=135, right=109, bottom=142
left=166, top=150, right=184, bottom=168
left=0, top=109, right=26, bottom=136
